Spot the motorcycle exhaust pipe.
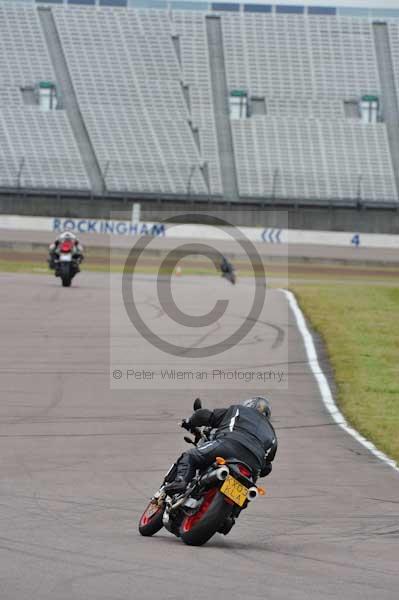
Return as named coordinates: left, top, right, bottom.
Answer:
left=216, top=466, right=229, bottom=481
left=201, top=465, right=229, bottom=486
left=246, top=487, right=259, bottom=501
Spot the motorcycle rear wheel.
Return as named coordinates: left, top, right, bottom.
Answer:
left=180, top=490, right=233, bottom=546
left=60, top=263, right=72, bottom=287
left=138, top=500, right=164, bottom=537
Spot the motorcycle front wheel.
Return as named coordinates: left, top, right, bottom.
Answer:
left=179, top=490, right=233, bottom=546
left=138, top=500, right=164, bottom=537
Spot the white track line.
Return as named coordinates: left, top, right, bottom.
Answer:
left=282, top=289, right=399, bottom=473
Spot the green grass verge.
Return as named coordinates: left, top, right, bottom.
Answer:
left=0, top=260, right=44, bottom=273
left=291, top=284, right=399, bottom=465
left=0, top=259, right=228, bottom=277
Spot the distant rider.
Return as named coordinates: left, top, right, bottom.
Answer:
left=48, top=231, right=84, bottom=269
left=220, top=255, right=234, bottom=278
left=165, top=397, right=277, bottom=495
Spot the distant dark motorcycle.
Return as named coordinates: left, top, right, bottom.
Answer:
left=138, top=399, right=264, bottom=546
left=220, top=257, right=236, bottom=285
left=52, top=240, right=81, bottom=287
left=222, top=270, right=236, bottom=285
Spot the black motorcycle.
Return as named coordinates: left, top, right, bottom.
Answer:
left=138, top=399, right=265, bottom=546
left=220, top=258, right=236, bottom=285
left=222, top=270, right=236, bottom=285
left=51, top=239, right=81, bottom=287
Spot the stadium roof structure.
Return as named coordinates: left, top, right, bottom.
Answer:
left=2, top=0, right=399, bottom=19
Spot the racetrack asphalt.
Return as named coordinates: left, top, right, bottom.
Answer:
left=0, top=272, right=398, bottom=600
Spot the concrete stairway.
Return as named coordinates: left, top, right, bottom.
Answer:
left=38, top=7, right=104, bottom=194
left=373, top=22, right=399, bottom=201
left=206, top=15, right=239, bottom=202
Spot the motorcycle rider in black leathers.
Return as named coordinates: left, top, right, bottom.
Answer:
left=48, top=231, right=84, bottom=270
left=220, top=255, right=234, bottom=278
left=165, top=397, right=277, bottom=495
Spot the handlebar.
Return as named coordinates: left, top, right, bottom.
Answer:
left=181, top=419, right=211, bottom=447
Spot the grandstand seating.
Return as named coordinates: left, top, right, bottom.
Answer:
left=222, top=14, right=380, bottom=98
left=0, top=86, right=23, bottom=107
left=0, top=4, right=89, bottom=190
left=388, top=23, right=399, bottom=100
left=0, top=4, right=53, bottom=87
left=0, top=4, right=398, bottom=202
left=265, top=98, right=345, bottom=119
left=232, top=117, right=395, bottom=200
left=53, top=7, right=221, bottom=195
left=172, top=10, right=222, bottom=195
left=222, top=13, right=396, bottom=202
left=0, top=107, right=90, bottom=189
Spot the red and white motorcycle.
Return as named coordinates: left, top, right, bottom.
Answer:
left=53, top=239, right=81, bottom=287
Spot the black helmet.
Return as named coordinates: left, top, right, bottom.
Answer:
left=242, top=396, right=271, bottom=419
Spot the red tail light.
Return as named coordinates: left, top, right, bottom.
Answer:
left=60, top=240, right=73, bottom=253
left=238, top=465, right=251, bottom=477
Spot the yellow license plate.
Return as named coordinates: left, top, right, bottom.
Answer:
left=220, top=475, right=248, bottom=507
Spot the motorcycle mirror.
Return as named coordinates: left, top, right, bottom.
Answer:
left=193, top=398, right=202, bottom=411
left=184, top=436, right=195, bottom=445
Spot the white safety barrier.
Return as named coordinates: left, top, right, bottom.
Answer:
left=0, top=214, right=398, bottom=249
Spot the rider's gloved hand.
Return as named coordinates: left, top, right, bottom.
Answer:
left=180, top=418, right=192, bottom=432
